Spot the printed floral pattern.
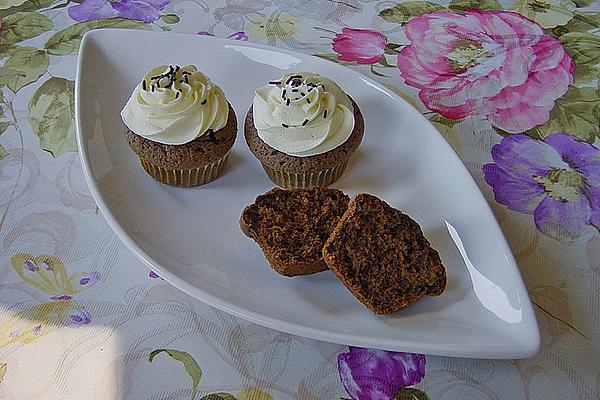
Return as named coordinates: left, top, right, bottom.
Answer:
left=68, top=0, right=171, bottom=22
left=338, top=347, right=426, bottom=399
left=511, top=0, right=576, bottom=28
left=483, top=134, right=600, bottom=241
left=396, top=10, right=575, bottom=133
left=0, top=0, right=599, bottom=397
left=11, top=254, right=101, bottom=300
left=332, top=28, right=388, bottom=64
left=197, top=30, right=248, bottom=40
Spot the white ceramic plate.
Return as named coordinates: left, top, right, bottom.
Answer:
left=76, top=29, right=539, bottom=359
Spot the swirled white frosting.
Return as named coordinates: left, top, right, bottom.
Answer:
left=252, top=72, right=354, bottom=157
left=120, top=65, right=228, bottom=145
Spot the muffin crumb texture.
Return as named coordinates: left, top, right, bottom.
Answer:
left=240, top=187, right=350, bottom=276
left=323, top=193, right=447, bottom=314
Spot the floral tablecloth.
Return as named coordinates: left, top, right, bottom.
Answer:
left=1, top=0, right=599, bottom=398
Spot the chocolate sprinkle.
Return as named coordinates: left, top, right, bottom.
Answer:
left=302, top=119, right=309, bottom=126
left=306, top=98, right=311, bottom=103
left=286, top=74, right=302, bottom=84
left=201, top=99, right=207, bottom=105
left=286, top=98, right=290, bottom=106
left=269, top=81, right=281, bottom=85
left=300, top=92, right=305, bottom=97
left=323, top=109, right=328, bottom=118
left=291, top=89, right=298, bottom=92
left=142, top=80, right=147, bottom=91
left=282, top=89, right=287, bottom=99
left=282, top=123, right=289, bottom=128
left=175, top=91, right=180, bottom=99
left=151, top=85, right=155, bottom=92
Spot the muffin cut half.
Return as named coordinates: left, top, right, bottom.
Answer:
left=240, top=187, right=350, bottom=277
left=323, top=193, right=447, bottom=314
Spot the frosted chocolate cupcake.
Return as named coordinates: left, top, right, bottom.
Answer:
left=121, top=65, right=236, bottom=187
left=245, top=72, right=364, bottom=189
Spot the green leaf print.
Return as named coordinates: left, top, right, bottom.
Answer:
left=160, top=13, right=180, bottom=23
left=27, top=77, right=76, bottom=157
left=572, top=65, right=600, bottom=84
left=0, top=122, right=10, bottom=134
left=149, top=349, right=202, bottom=400
left=393, top=388, right=431, bottom=400
left=573, top=0, right=593, bottom=7
left=563, top=12, right=600, bottom=32
left=0, top=46, right=49, bottom=92
left=44, top=18, right=151, bottom=55
left=200, top=394, right=237, bottom=400
left=449, top=0, right=502, bottom=11
left=429, top=114, right=462, bottom=128
left=0, top=12, right=53, bottom=45
left=0, top=0, right=57, bottom=18
left=0, top=363, right=6, bottom=383
left=528, top=86, right=600, bottom=143
left=560, top=32, right=600, bottom=66
left=379, top=1, right=446, bottom=24
left=314, top=53, right=360, bottom=66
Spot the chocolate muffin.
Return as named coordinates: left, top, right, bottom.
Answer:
left=323, top=193, right=447, bottom=314
left=245, top=72, right=364, bottom=189
left=240, top=187, right=350, bottom=276
left=121, top=64, right=237, bottom=187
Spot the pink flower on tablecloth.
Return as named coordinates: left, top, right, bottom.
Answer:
left=338, top=347, right=426, bottom=400
left=333, top=28, right=388, bottom=64
left=397, top=10, right=574, bottom=133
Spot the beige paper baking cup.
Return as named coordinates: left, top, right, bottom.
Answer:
left=139, top=152, right=230, bottom=187
left=261, top=160, right=348, bottom=189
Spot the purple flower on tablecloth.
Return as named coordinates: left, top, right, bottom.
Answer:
left=197, top=31, right=248, bottom=40
left=483, top=134, right=600, bottom=241
left=70, top=310, right=92, bottom=327
left=338, top=347, right=426, bottom=400
left=148, top=270, right=161, bottom=279
left=50, top=295, right=73, bottom=301
left=332, top=28, right=388, bottom=65
left=396, top=10, right=574, bottom=133
left=23, top=259, right=39, bottom=272
left=79, top=271, right=101, bottom=286
left=67, top=0, right=171, bottom=23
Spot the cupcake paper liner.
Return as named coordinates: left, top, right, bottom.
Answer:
left=139, top=151, right=230, bottom=187
left=261, top=160, right=348, bottom=189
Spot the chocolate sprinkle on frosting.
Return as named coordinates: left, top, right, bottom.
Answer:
left=286, top=98, right=290, bottom=106
left=286, top=74, right=302, bottom=84
left=282, top=123, right=289, bottom=128
left=142, top=80, right=147, bottom=91
left=302, top=119, right=309, bottom=126
left=201, top=99, right=207, bottom=105
left=282, top=89, right=287, bottom=99
left=306, top=98, right=311, bottom=104
left=269, top=81, right=281, bottom=85
left=323, top=109, right=328, bottom=118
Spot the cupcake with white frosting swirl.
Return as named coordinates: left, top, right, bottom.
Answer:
left=121, top=64, right=237, bottom=187
left=245, top=72, right=364, bottom=189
